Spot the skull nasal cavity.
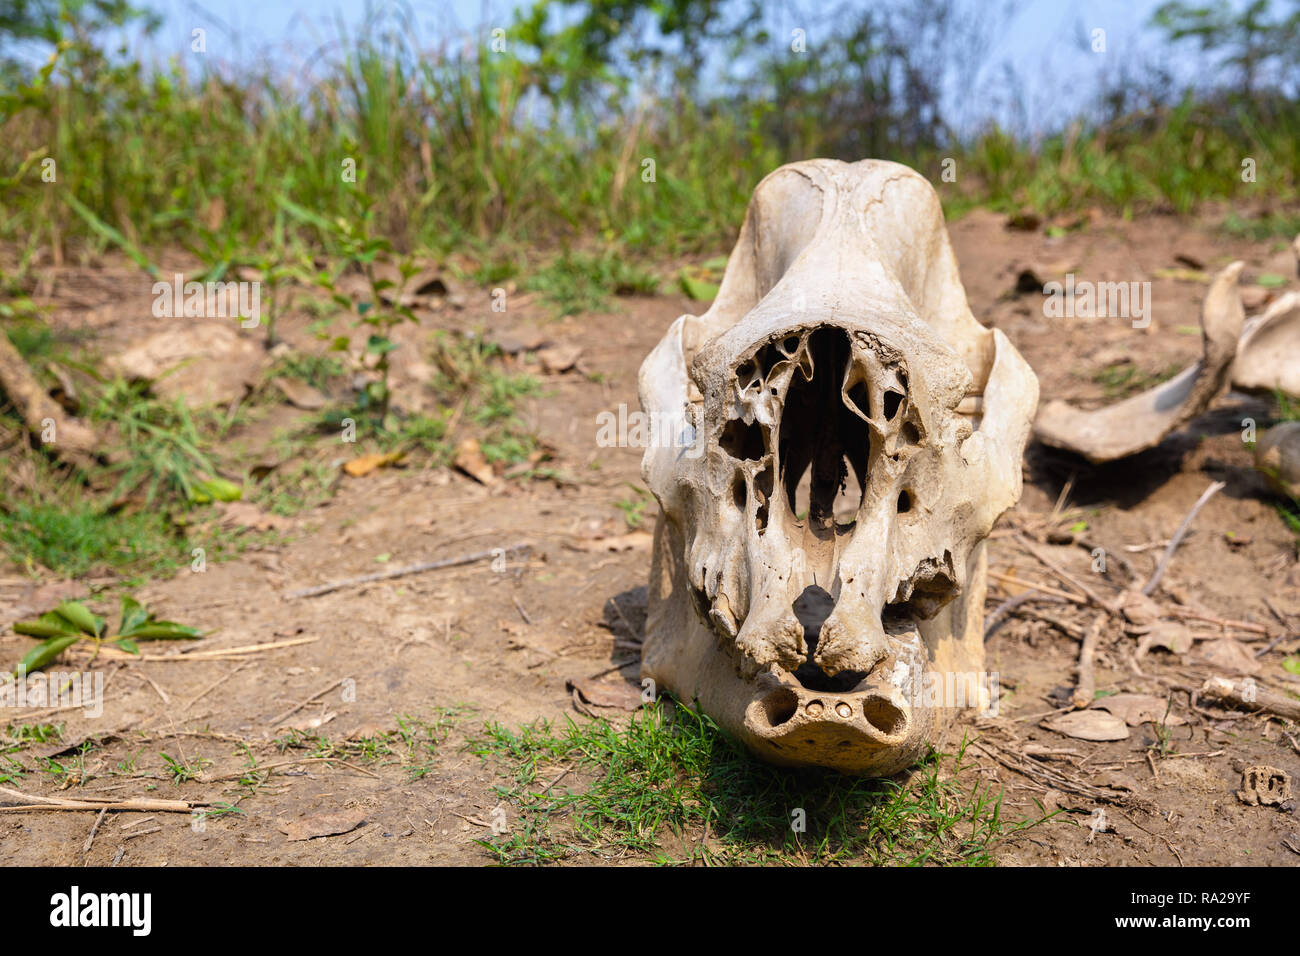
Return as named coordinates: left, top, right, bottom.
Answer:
left=720, top=418, right=765, bottom=460
left=792, top=585, right=866, bottom=692
left=777, top=327, right=869, bottom=529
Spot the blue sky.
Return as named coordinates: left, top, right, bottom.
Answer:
left=119, top=0, right=1209, bottom=134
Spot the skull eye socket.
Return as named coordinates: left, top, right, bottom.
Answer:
left=883, top=389, right=904, bottom=421
left=897, top=489, right=913, bottom=513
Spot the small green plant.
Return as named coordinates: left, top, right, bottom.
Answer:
left=89, top=379, right=241, bottom=505
left=1092, top=361, right=1182, bottom=399
left=615, top=484, right=651, bottom=530
left=161, top=752, right=211, bottom=784
left=277, top=195, right=418, bottom=428
left=431, top=331, right=541, bottom=467
left=525, top=251, right=660, bottom=317
left=10, top=596, right=201, bottom=675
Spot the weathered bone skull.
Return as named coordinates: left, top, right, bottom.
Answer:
left=638, top=159, right=1039, bottom=774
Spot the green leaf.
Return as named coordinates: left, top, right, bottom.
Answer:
left=330, top=336, right=351, bottom=351
left=366, top=335, right=397, bottom=355
left=126, top=623, right=202, bottom=641
left=679, top=271, right=719, bottom=302
left=115, top=638, right=140, bottom=655
left=1283, top=657, right=1300, bottom=676
left=12, top=612, right=80, bottom=639
left=53, top=601, right=101, bottom=637
left=189, top=477, right=242, bottom=503
left=1256, top=273, right=1287, bottom=288
left=119, top=596, right=149, bottom=636
left=357, top=301, right=373, bottom=316
left=1069, top=520, right=1088, bottom=533
left=15, top=634, right=81, bottom=675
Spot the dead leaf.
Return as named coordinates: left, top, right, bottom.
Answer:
left=1195, top=638, right=1261, bottom=675
left=1043, top=709, right=1130, bottom=741
left=568, top=531, right=653, bottom=552
left=218, top=501, right=293, bottom=532
left=1136, top=620, right=1194, bottom=657
left=566, top=677, right=643, bottom=711
left=272, top=377, right=328, bottom=410
left=453, top=438, right=497, bottom=485
left=1092, top=693, right=1187, bottom=727
left=278, top=808, right=368, bottom=841
left=343, top=451, right=404, bottom=478
left=490, top=325, right=549, bottom=355
left=1119, top=589, right=1162, bottom=629
left=286, top=711, right=337, bottom=732
left=537, top=344, right=582, bottom=374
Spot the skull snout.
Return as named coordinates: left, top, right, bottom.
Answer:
left=743, top=680, right=914, bottom=770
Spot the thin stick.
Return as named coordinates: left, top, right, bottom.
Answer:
left=173, top=636, right=319, bottom=659
left=989, top=571, right=1089, bottom=606
left=82, top=807, right=107, bottom=854
left=0, top=786, right=195, bottom=813
left=607, top=595, right=641, bottom=642
left=1072, top=611, right=1108, bottom=708
left=267, top=677, right=345, bottom=727
left=1167, top=606, right=1271, bottom=636
left=135, top=670, right=170, bottom=706
left=1143, top=480, right=1225, bottom=596
left=587, top=658, right=639, bottom=680
left=512, top=596, right=533, bottom=626
left=1017, top=536, right=1117, bottom=612
left=286, top=543, right=532, bottom=599
left=984, top=590, right=1059, bottom=640
left=184, top=661, right=251, bottom=712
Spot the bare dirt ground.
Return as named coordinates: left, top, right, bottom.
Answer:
left=2, top=206, right=1299, bottom=866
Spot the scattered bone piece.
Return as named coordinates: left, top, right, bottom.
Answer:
left=1236, top=766, right=1291, bottom=807
left=1033, top=262, right=1245, bottom=462
left=1231, top=292, right=1300, bottom=398
left=1254, top=422, right=1300, bottom=501
left=1199, top=676, right=1300, bottom=721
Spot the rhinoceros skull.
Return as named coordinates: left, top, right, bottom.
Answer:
left=638, top=159, right=1039, bottom=774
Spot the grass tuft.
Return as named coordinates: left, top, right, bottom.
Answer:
left=469, top=700, right=1041, bottom=866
